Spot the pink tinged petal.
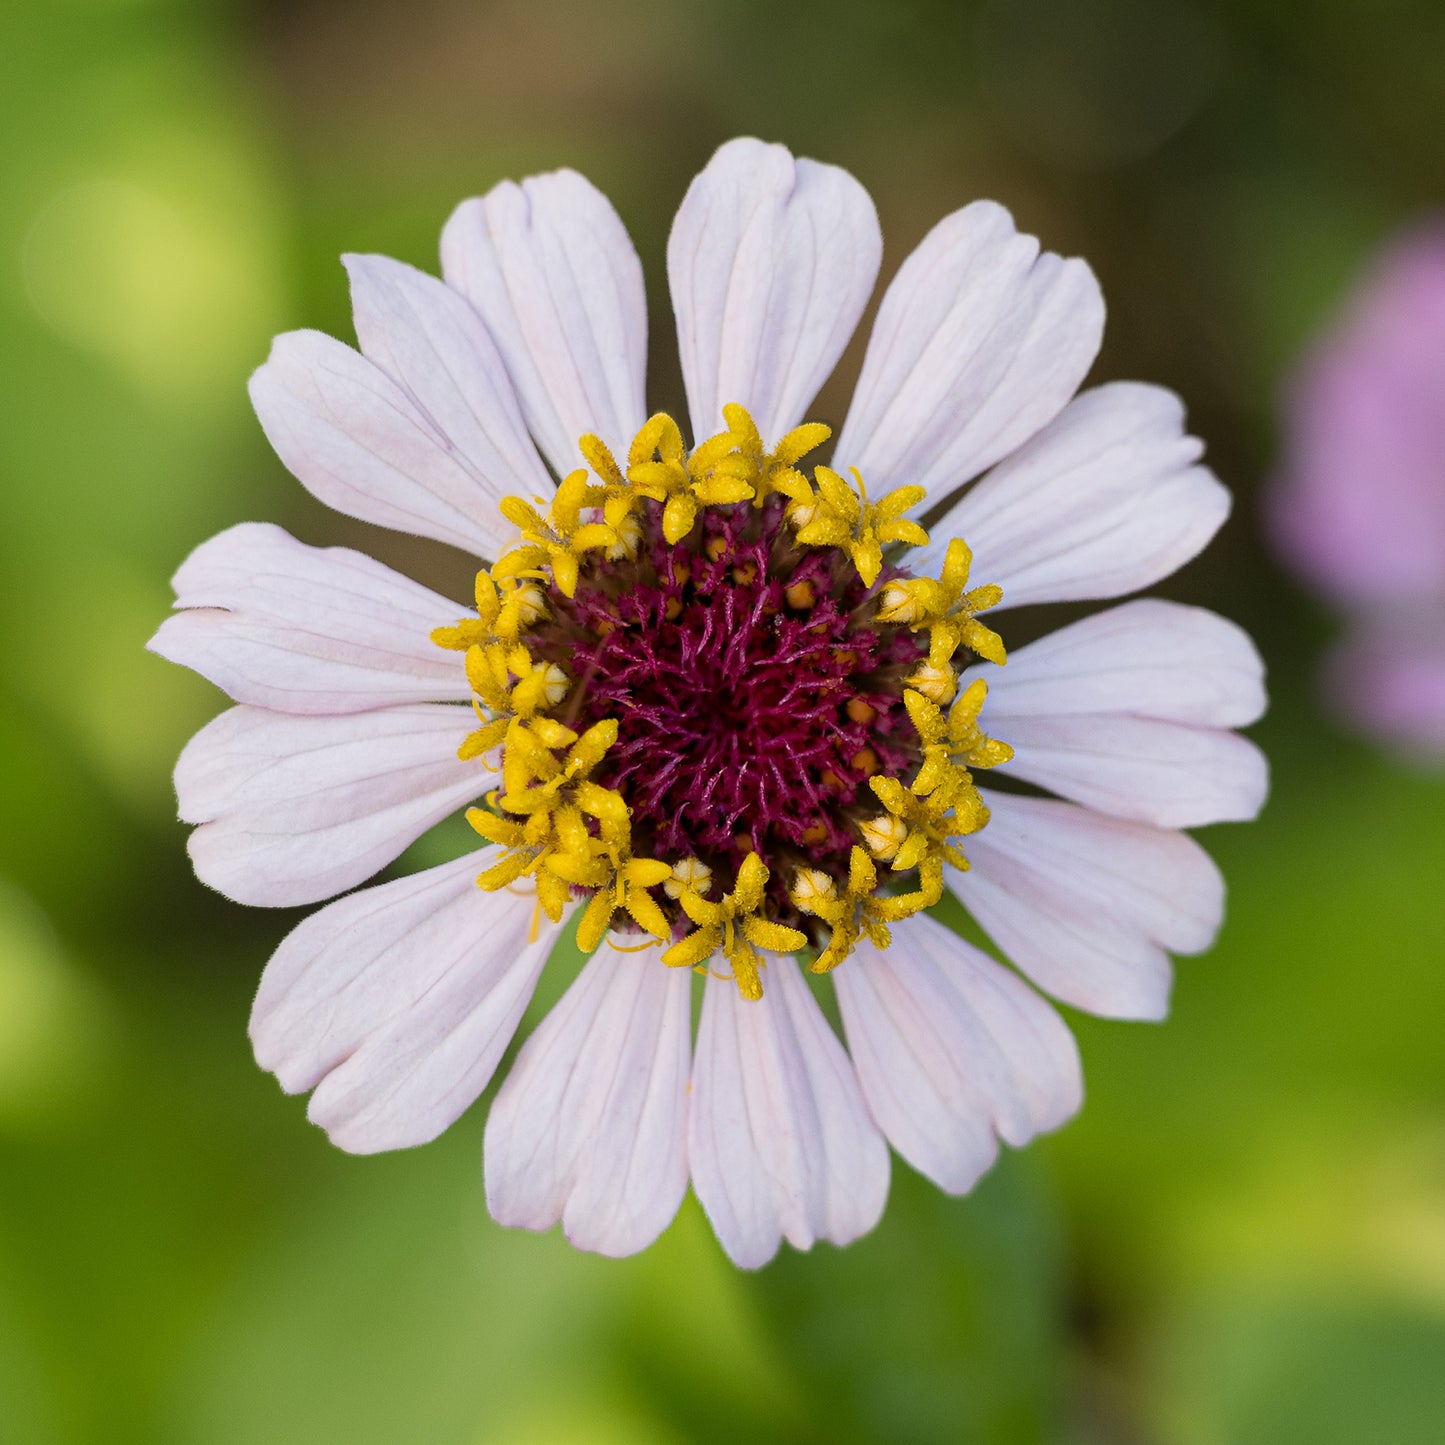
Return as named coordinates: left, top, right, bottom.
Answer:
left=986, top=600, right=1267, bottom=729
left=175, top=703, right=486, bottom=907
left=147, top=522, right=470, bottom=714
left=250, top=855, right=564, bottom=1153
left=440, top=170, right=647, bottom=476
left=343, top=253, right=555, bottom=502
left=1327, top=614, right=1445, bottom=758
left=252, top=849, right=495, bottom=1094
left=990, top=711, right=1267, bottom=828
left=1271, top=225, right=1445, bottom=604
left=834, top=200, right=1103, bottom=500
left=958, top=790, right=1225, bottom=1021
left=249, top=330, right=517, bottom=558
left=981, top=600, right=1268, bottom=827
left=667, top=137, right=882, bottom=443
left=484, top=945, right=691, bottom=1258
left=917, top=383, right=1230, bottom=607
left=688, top=959, right=889, bottom=1270
left=834, top=913, right=1082, bottom=1194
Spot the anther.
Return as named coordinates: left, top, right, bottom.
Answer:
left=907, top=660, right=956, bottom=704
left=850, top=747, right=879, bottom=775
left=860, top=813, right=908, bottom=860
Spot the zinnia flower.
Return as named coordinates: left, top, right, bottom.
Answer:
left=151, top=138, right=1267, bottom=1266
left=1270, top=221, right=1445, bottom=758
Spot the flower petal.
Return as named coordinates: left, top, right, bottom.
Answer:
left=176, top=703, right=485, bottom=906
left=1327, top=610, right=1445, bottom=756
left=249, top=854, right=564, bottom=1152
left=344, top=252, right=555, bottom=499
left=484, top=943, right=690, bottom=1258
left=688, top=959, right=889, bottom=1269
left=249, top=330, right=516, bottom=558
left=918, top=383, right=1229, bottom=608
left=1270, top=224, right=1445, bottom=606
left=147, top=522, right=470, bottom=714
left=834, top=200, right=1103, bottom=500
left=250, top=847, right=502, bottom=1088
left=978, top=592, right=1268, bottom=827
left=668, top=137, right=881, bottom=443
left=957, top=790, right=1225, bottom=1020
left=834, top=913, right=1082, bottom=1193
left=441, top=169, right=647, bottom=476
left=988, top=713, right=1268, bottom=828
left=985, top=599, right=1266, bottom=728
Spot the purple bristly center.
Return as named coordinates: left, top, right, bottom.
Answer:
left=528, top=498, right=926, bottom=914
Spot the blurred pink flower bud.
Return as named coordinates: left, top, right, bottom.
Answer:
left=1271, top=223, right=1445, bottom=758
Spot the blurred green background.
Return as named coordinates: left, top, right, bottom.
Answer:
left=2, top=0, right=1443, bottom=1441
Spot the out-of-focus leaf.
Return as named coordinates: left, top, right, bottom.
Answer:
left=746, top=1159, right=1068, bottom=1445
left=1155, top=1292, right=1445, bottom=1445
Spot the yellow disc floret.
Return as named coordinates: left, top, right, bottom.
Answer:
left=776, top=464, right=929, bottom=587
left=431, top=404, right=1013, bottom=998
left=661, top=853, right=807, bottom=1000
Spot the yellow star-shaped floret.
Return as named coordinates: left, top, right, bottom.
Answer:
left=493, top=469, right=619, bottom=598
left=866, top=769, right=988, bottom=875
left=789, top=846, right=943, bottom=974
left=876, top=537, right=1006, bottom=665
left=780, top=465, right=928, bottom=587
left=905, top=679, right=1014, bottom=802
left=431, top=571, right=548, bottom=654
left=661, top=853, right=805, bottom=1000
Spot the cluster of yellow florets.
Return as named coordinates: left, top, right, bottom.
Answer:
left=431, top=405, right=1014, bottom=998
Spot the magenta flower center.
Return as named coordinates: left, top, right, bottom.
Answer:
left=525, top=496, right=928, bottom=926
left=438, top=404, right=1012, bottom=992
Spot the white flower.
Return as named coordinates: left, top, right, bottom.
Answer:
left=150, top=138, right=1267, bottom=1268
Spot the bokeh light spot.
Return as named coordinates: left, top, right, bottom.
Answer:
left=0, top=880, right=111, bottom=1128
left=22, top=159, right=281, bottom=405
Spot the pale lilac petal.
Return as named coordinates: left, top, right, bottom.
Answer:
left=668, top=137, right=881, bottom=443
left=834, top=200, right=1103, bottom=500
left=688, top=959, right=889, bottom=1269
left=916, top=383, right=1230, bottom=607
left=484, top=945, right=690, bottom=1258
left=1271, top=223, right=1445, bottom=606
left=441, top=170, right=647, bottom=475
left=1268, top=224, right=1445, bottom=762
left=957, top=790, right=1224, bottom=1020
left=249, top=331, right=521, bottom=558
left=980, top=595, right=1268, bottom=826
left=248, top=857, right=566, bottom=1153
left=1327, top=610, right=1445, bottom=757
left=175, top=703, right=485, bottom=906
left=251, top=848, right=510, bottom=1090
left=147, top=522, right=470, bottom=714
left=985, top=600, right=1266, bottom=728
left=834, top=913, right=1082, bottom=1193
left=990, top=713, right=1268, bottom=828
left=343, top=252, right=555, bottom=500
